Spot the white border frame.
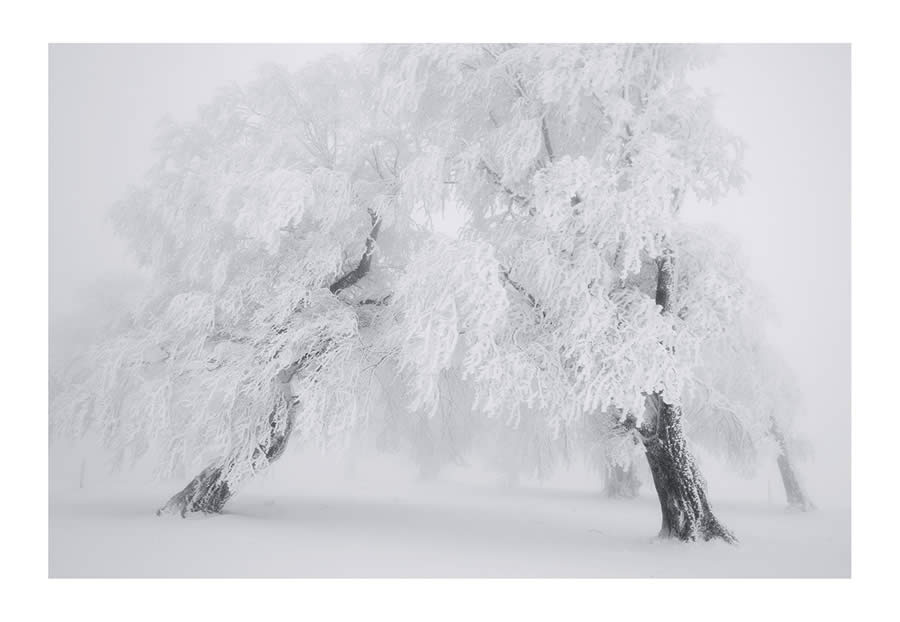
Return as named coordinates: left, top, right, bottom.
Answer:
left=5, top=0, right=895, bottom=619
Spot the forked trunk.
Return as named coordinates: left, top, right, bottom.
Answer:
left=641, top=249, right=736, bottom=543
left=771, top=421, right=814, bottom=511
left=603, top=461, right=641, bottom=499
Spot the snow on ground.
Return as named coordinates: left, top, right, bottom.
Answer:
left=49, top=449, right=849, bottom=578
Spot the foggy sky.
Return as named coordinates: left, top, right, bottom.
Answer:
left=48, top=44, right=850, bottom=505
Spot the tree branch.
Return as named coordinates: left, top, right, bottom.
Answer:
left=479, top=160, right=530, bottom=206
left=500, top=267, right=547, bottom=321
left=358, top=294, right=392, bottom=307
left=329, top=210, right=382, bottom=295
left=541, top=116, right=555, bottom=163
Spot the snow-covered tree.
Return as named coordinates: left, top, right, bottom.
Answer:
left=50, top=56, right=423, bottom=515
left=51, top=46, right=802, bottom=545
left=374, top=43, right=746, bottom=542
left=682, top=274, right=815, bottom=511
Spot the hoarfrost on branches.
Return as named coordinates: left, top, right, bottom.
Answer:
left=50, top=44, right=808, bottom=530
left=374, top=43, right=747, bottom=428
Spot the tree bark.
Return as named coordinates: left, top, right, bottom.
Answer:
left=643, top=397, right=735, bottom=542
left=771, top=420, right=814, bottom=511
left=156, top=399, right=294, bottom=516
left=158, top=212, right=381, bottom=517
left=603, top=461, right=641, bottom=499
left=640, top=250, right=736, bottom=543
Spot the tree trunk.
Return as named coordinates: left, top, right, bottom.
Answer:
left=643, top=398, right=735, bottom=542
left=771, top=421, right=814, bottom=511
left=640, top=250, right=736, bottom=543
left=156, top=463, right=235, bottom=517
left=603, top=461, right=641, bottom=499
left=157, top=396, right=294, bottom=517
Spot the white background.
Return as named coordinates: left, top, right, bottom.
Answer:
left=2, top=0, right=895, bottom=620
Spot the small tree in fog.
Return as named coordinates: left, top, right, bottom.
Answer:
left=683, top=268, right=815, bottom=511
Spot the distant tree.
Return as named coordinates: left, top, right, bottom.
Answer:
left=368, top=366, right=478, bottom=480
left=602, top=460, right=643, bottom=500
left=583, top=414, right=645, bottom=499
left=683, top=273, right=815, bottom=512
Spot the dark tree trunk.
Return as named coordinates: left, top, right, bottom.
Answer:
left=643, top=398, right=735, bottom=542
left=771, top=421, right=814, bottom=511
left=603, top=461, right=641, bottom=499
left=640, top=250, right=736, bottom=543
left=158, top=212, right=382, bottom=517
left=157, top=396, right=294, bottom=517
left=157, top=464, right=234, bottom=517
